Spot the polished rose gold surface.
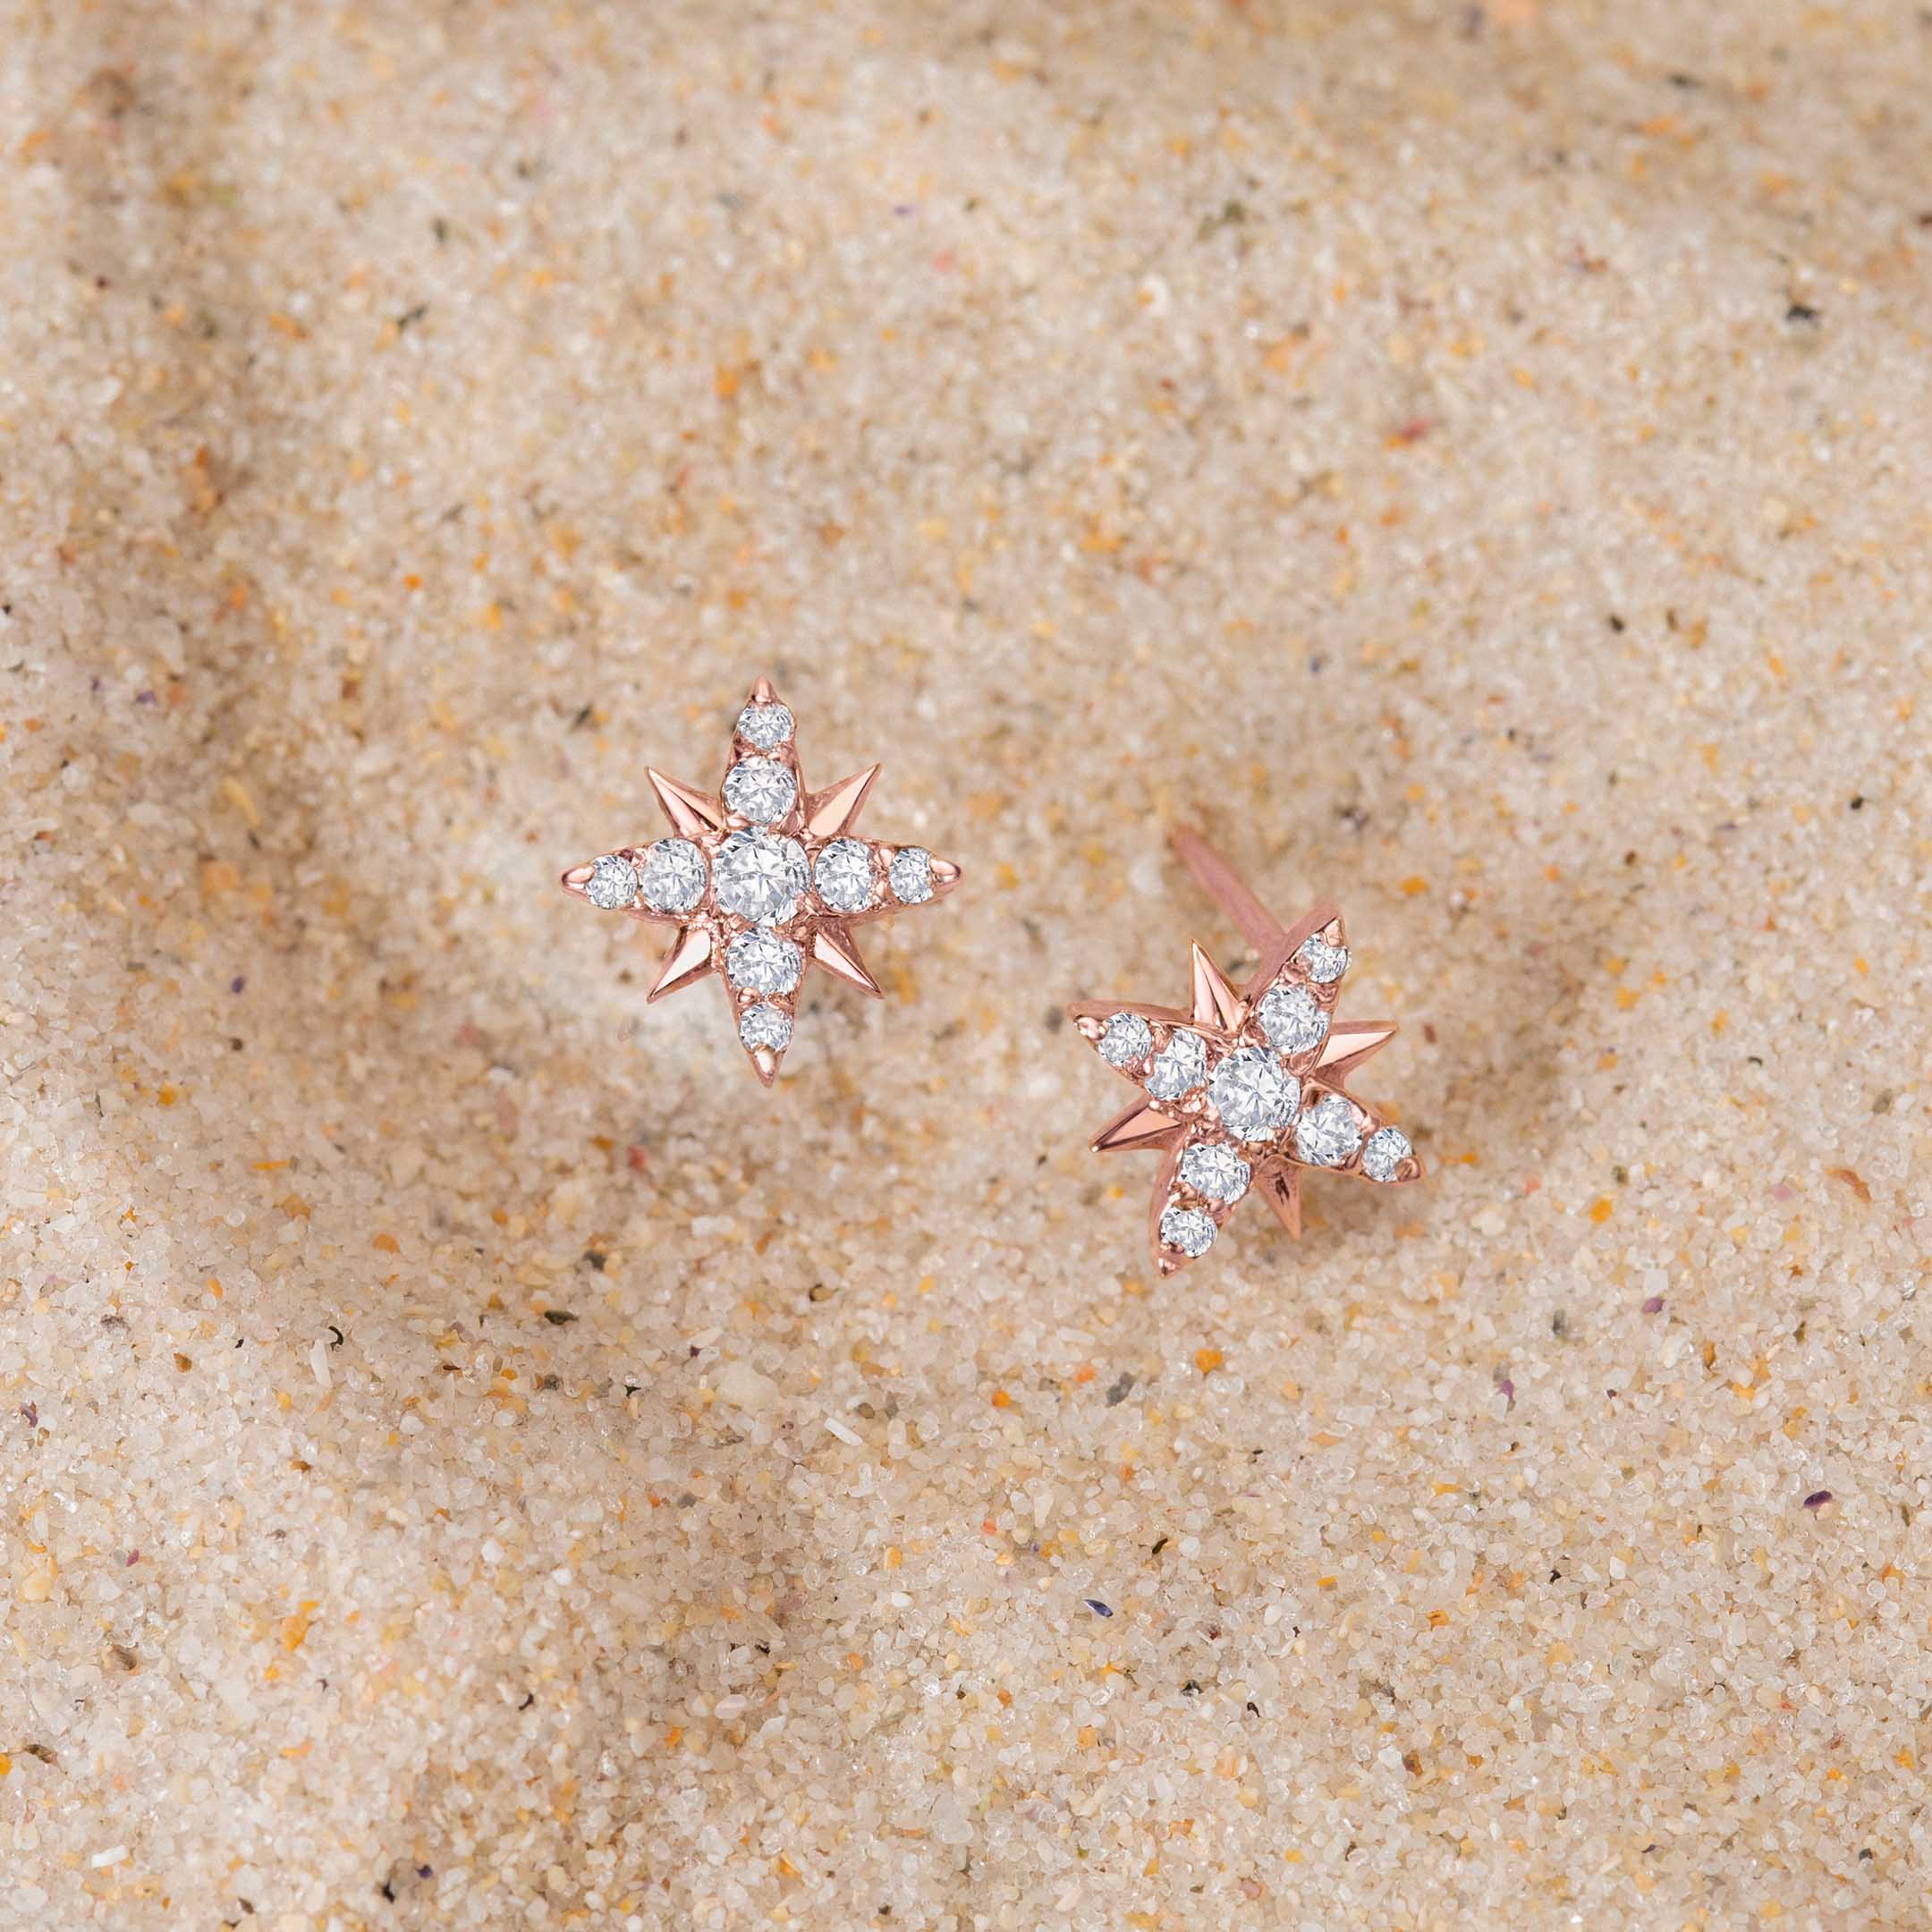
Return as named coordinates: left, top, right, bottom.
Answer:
left=561, top=678, right=961, bottom=1085
left=1070, top=826, right=1423, bottom=1275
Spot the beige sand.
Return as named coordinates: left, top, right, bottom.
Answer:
left=3, top=1, right=1929, bottom=1926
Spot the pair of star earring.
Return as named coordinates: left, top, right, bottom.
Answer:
left=561, top=680, right=1424, bottom=1276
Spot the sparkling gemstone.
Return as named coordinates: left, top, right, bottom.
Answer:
left=1145, top=1028, right=1208, bottom=1101
left=1208, top=1047, right=1299, bottom=1143
left=1257, top=983, right=1328, bottom=1056
left=1295, top=1091, right=1360, bottom=1166
left=735, top=701, right=794, bottom=750
left=584, top=853, right=637, bottom=911
left=724, top=758, right=797, bottom=825
left=1159, top=1206, right=1216, bottom=1259
left=636, top=837, right=707, bottom=913
left=1298, top=935, right=1350, bottom=985
left=725, top=928, right=801, bottom=996
left=1098, top=1012, right=1152, bottom=1068
left=1180, top=1141, right=1250, bottom=1202
left=815, top=837, right=875, bottom=913
left=1361, top=1126, right=1411, bottom=1182
left=714, top=830, right=809, bottom=924
left=738, top=1003, right=793, bottom=1052
left=888, top=846, right=934, bottom=904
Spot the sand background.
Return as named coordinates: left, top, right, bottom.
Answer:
left=3, top=1, right=1930, bottom=1926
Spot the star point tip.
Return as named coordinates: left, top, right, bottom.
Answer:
left=1190, top=942, right=1245, bottom=1032
left=812, top=925, right=882, bottom=997
left=647, top=767, right=725, bottom=839
left=647, top=925, right=714, bottom=1002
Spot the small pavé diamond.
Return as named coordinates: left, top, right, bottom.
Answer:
left=1258, top=983, right=1327, bottom=1056
left=714, top=830, right=809, bottom=924
left=1180, top=1141, right=1250, bottom=1202
left=1208, top=1046, right=1299, bottom=1143
left=1145, top=1028, right=1208, bottom=1101
left=584, top=853, right=637, bottom=911
left=724, top=758, right=797, bottom=826
left=637, top=837, right=707, bottom=913
left=815, top=838, right=875, bottom=913
left=1361, top=1126, right=1411, bottom=1182
left=1159, top=1206, right=1216, bottom=1258
left=1298, top=935, right=1349, bottom=985
left=1098, top=1012, right=1153, bottom=1067
left=738, top=1003, right=793, bottom=1052
left=735, top=701, right=793, bottom=750
left=725, top=928, right=801, bottom=996
left=1295, top=1091, right=1360, bottom=1166
left=887, top=846, right=934, bottom=904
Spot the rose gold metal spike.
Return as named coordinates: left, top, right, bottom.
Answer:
left=1168, top=826, right=1284, bottom=953
left=561, top=680, right=960, bottom=1083
left=648, top=767, right=727, bottom=839
left=811, top=924, right=882, bottom=997
left=1147, top=1144, right=1189, bottom=1277
left=1190, top=943, right=1246, bottom=1033
left=1257, top=1165, right=1303, bottom=1240
left=802, top=765, right=880, bottom=840
left=647, top=925, right=715, bottom=1002
left=1317, top=1017, right=1400, bottom=1080
left=1069, top=826, right=1422, bottom=1267
left=1090, top=1098, right=1186, bottom=1157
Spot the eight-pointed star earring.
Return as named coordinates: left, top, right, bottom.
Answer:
left=561, top=678, right=962, bottom=1085
left=1069, top=826, right=1424, bottom=1275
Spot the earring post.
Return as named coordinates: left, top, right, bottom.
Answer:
left=1166, top=826, right=1286, bottom=953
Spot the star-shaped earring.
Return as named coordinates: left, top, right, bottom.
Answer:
left=562, top=678, right=961, bottom=1085
left=1069, top=826, right=1423, bottom=1274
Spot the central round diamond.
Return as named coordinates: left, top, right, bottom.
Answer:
left=714, top=830, right=809, bottom=925
left=1207, top=1047, right=1299, bottom=1143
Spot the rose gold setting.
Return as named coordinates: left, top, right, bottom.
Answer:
left=1070, top=826, right=1424, bottom=1275
left=561, top=679, right=962, bottom=1085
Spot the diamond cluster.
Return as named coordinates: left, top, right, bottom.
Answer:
left=1075, top=879, right=1419, bottom=1269
left=570, top=686, right=955, bottom=1079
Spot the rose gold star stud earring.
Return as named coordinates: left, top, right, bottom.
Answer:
left=561, top=678, right=961, bottom=1085
left=1069, top=826, right=1423, bottom=1274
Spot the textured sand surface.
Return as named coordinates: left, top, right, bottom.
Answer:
left=4, top=2, right=1931, bottom=1927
